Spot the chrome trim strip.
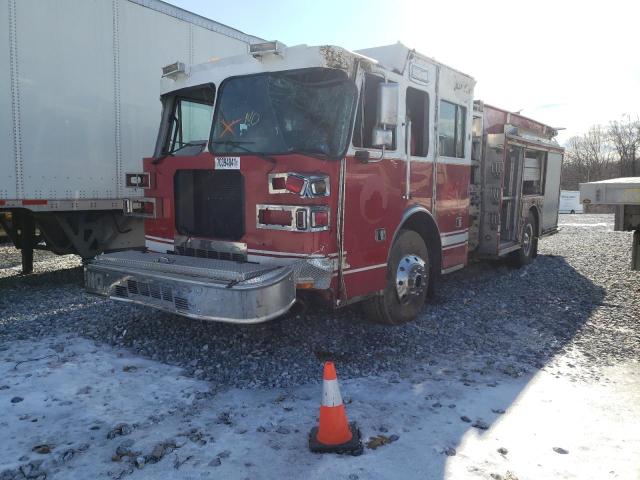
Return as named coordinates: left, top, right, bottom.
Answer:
left=145, top=239, right=175, bottom=252
left=246, top=248, right=339, bottom=258
left=174, top=235, right=247, bottom=255
left=441, top=232, right=469, bottom=246
left=342, top=263, right=387, bottom=275
left=441, top=228, right=469, bottom=237
left=145, top=235, right=173, bottom=243
left=442, top=241, right=467, bottom=251
left=109, top=295, right=296, bottom=324
left=441, top=264, right=464, bottom=274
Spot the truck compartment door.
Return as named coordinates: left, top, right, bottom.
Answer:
left=542, top=151, right=562, bottom=232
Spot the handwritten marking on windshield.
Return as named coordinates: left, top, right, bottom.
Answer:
left=219, top=118, right=240, bottom=137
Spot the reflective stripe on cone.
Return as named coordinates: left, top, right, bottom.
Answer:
left=315, top=362, right=354, bottom=446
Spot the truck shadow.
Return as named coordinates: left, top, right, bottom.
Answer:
left=0, top=265, right=83, bottom=290
left=99, top=252, right=604, bottom=478
left=0, top=252, right=606, bottom=479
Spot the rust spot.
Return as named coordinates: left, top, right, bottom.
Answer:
left=320, top=45, right=352, bottom=71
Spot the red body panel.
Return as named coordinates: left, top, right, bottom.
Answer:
left=143, top=153, right=340, bottom=258
left=143, top=149, right=470, bottom=306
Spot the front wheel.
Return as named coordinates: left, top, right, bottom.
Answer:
left=363, top=229, right=430, bottom=325
left=511, top=212, right=537, bottom=267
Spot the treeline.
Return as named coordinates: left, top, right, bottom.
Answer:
left=561, top=115, right=640, bottom=190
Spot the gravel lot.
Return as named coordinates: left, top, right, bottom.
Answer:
left=1, top=214, right=638, bottom=389
left=1, top=214, right=639, bottom=479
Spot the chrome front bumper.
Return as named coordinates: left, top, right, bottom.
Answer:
left=84, top=251, right=298, bottom=323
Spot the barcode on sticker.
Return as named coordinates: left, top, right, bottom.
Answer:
left=215, top=157, right=240, bottom=170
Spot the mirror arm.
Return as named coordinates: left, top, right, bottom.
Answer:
left=371, top=144, right=385, bottom=163
left=404, top=120, right=412, bottom=199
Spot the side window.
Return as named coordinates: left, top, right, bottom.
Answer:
left=162, top=85, right=215, bottom=156
left=405, top=87, right=429, bottom=157
left=353, top=73, right=396, bottom=149
left=438, top=100, right=466, bottom=158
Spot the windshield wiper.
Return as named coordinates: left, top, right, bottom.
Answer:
left=286, top=148, right=331, bottom=161
left=209, top=140, right=276, bottom=167
left=209, top=140, right=255, bottom=146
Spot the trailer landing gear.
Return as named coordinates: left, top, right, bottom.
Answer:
left=18, top=214, right=35, bottom=275
left=1, top=211, right=36, bottom=275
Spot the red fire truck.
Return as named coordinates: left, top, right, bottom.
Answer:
left=85, top=42, right=563, bottom=325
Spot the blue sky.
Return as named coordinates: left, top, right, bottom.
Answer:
left=166, top=0, right=640, bottom=143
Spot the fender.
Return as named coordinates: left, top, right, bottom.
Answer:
left=528, top=204, right=542, bottom=236
left=388, top=205, right=442, bottom=276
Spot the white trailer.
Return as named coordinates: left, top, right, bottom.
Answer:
left=580, top=177, right=640, bottom=270
left=1, top=0, right=260, bottom=273
left=559, top=190, right=583, bottom=214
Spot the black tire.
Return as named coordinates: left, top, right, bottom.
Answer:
left=363, top=229, right=430, bottom=325
left=570, top=209, right=575, bottom=214
left=511, top=212, right=537, bottom=267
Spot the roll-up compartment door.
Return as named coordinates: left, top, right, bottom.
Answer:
left=542, top=151, right=562, bottom=231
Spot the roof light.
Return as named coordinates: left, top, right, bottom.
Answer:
left=162, top=61, right=186, bottom=79
left=249, top=41, right=284, bottom=58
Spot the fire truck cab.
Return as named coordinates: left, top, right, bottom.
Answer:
left=85, top=42, right=562, bottom=325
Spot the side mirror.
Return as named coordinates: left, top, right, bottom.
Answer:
left=376, top=83, right=398, bottom=127
left=371, top=127, right=393, bottom=148
left=370, top=82, right=397, bottom=149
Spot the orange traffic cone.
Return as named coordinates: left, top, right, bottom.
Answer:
left=309, top=362, right=363, bottom=455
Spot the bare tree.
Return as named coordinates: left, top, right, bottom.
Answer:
left=609, top=115, right=640, bottom=177
left=565, top=126, right=613, bottom=183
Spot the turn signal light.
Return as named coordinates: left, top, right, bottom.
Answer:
left=285, top=175, right=306, bottom=195
left=269, top=173, right=330, bottom=197
left=124, top=198, right=158, bottom=218
left=142, top=202, right=155, bottom=215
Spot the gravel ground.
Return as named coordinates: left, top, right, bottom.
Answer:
left=1, top=214, right=638, bottom=389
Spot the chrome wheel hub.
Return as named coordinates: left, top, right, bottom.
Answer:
left=395, top=255, right=427, bottom=303
left=522, top=224, right=533, bottom=257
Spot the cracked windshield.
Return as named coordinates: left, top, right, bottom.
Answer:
left=210, top=68, right=356, bottom=158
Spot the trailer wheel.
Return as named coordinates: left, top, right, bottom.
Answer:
left=511, top=212, right=537, bottom=267
left=363, top=229, right=429, bottom=325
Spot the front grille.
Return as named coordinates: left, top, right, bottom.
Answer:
left=149, top=284, right=161, bottom=300
left=114, top=285, right=128, bottom=298
left=161, top=285, right=173, bottom=302
left=175, top=245, right=246, bottom=262
left=138, top=282, right=150, bottom=297
left=174, top=170, right=245, bottom=241
left=118, top=279, right=184, bottom=311
left=127, top=279, right=138, bottom=295
left=174, top=296, right=189, bottom=311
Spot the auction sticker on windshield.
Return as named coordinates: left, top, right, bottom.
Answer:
left=215, top=157, right=240, bottom=170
